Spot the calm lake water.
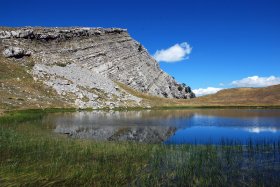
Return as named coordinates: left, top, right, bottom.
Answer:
left=43, top=109, right=280, bottom=144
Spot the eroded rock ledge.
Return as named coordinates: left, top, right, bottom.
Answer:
left=0, top=27, right=126, bottom=40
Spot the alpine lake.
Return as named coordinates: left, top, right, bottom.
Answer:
left=1, top=108, right=280, bottom=186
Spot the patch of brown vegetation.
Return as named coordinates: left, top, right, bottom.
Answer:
left=191, top=85, right=280, bottom=106
left=118, top=82, right=280, bottom=107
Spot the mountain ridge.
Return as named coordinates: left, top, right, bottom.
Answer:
left=0, top=27, right=195, bottom=109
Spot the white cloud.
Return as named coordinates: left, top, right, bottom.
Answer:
left=153, top=42, right=192, bottom=62
left=231, top=75, right=280, bottom=87
left=193, top=87, right=223, bottom=97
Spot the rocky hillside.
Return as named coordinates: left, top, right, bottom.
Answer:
left=0, top=27, right=194, bottom=109
left=0, top=55, right=73, bottom=111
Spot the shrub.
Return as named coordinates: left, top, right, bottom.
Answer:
left=185, top=86, right=191, bottom=93
left=138, top=44, right=143, bottom=52
left=178, top=86, right=183, bottom=91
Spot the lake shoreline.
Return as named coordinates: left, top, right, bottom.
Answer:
left=1, top=105, right=280, bottom=117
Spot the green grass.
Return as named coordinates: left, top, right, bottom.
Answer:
left=1, top=111, right=280, bottom=186
left=0, top=108, right=77, bottom=123
left=0, top=121, right=154, bottom=186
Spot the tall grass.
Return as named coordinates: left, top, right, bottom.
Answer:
left=0, top=121, right=154, bottom=186
left=0, top=108, right=76, bottom=123
left=1, top=112, right=280, bottom=186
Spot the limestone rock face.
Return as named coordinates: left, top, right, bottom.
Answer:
left=0, top=27, right=195, bottom=108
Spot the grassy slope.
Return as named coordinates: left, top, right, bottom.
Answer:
left=118, top=82, right=280, bottom=108
left=189, top=85, right=280, bottom=106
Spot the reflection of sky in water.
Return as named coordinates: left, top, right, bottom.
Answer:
left=246, top=127, right=278, bottom=133
left=45, top=109, right=280, bottom=144
left=165, top=113, right=280, bottom=144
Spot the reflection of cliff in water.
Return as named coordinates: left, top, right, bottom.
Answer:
left=44, top=109, right=280, bottom=143
left=43, top=110, right=195, bottom=127
left=55, top=125, right=176, bottom=143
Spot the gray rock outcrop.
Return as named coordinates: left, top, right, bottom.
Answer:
left=2, top=46, right=31, bottom=58
left=0, top=27, right=195, bottom=108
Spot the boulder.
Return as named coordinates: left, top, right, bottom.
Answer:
left=2, top=47, right=31, bottom=58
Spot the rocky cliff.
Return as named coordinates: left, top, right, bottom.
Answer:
left=0, top=27, right=195, bottom=109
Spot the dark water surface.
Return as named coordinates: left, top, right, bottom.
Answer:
left=43, top=109, right=280, bottom=144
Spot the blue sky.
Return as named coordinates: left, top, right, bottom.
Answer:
left=1, top=0, right=280, bottom=95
